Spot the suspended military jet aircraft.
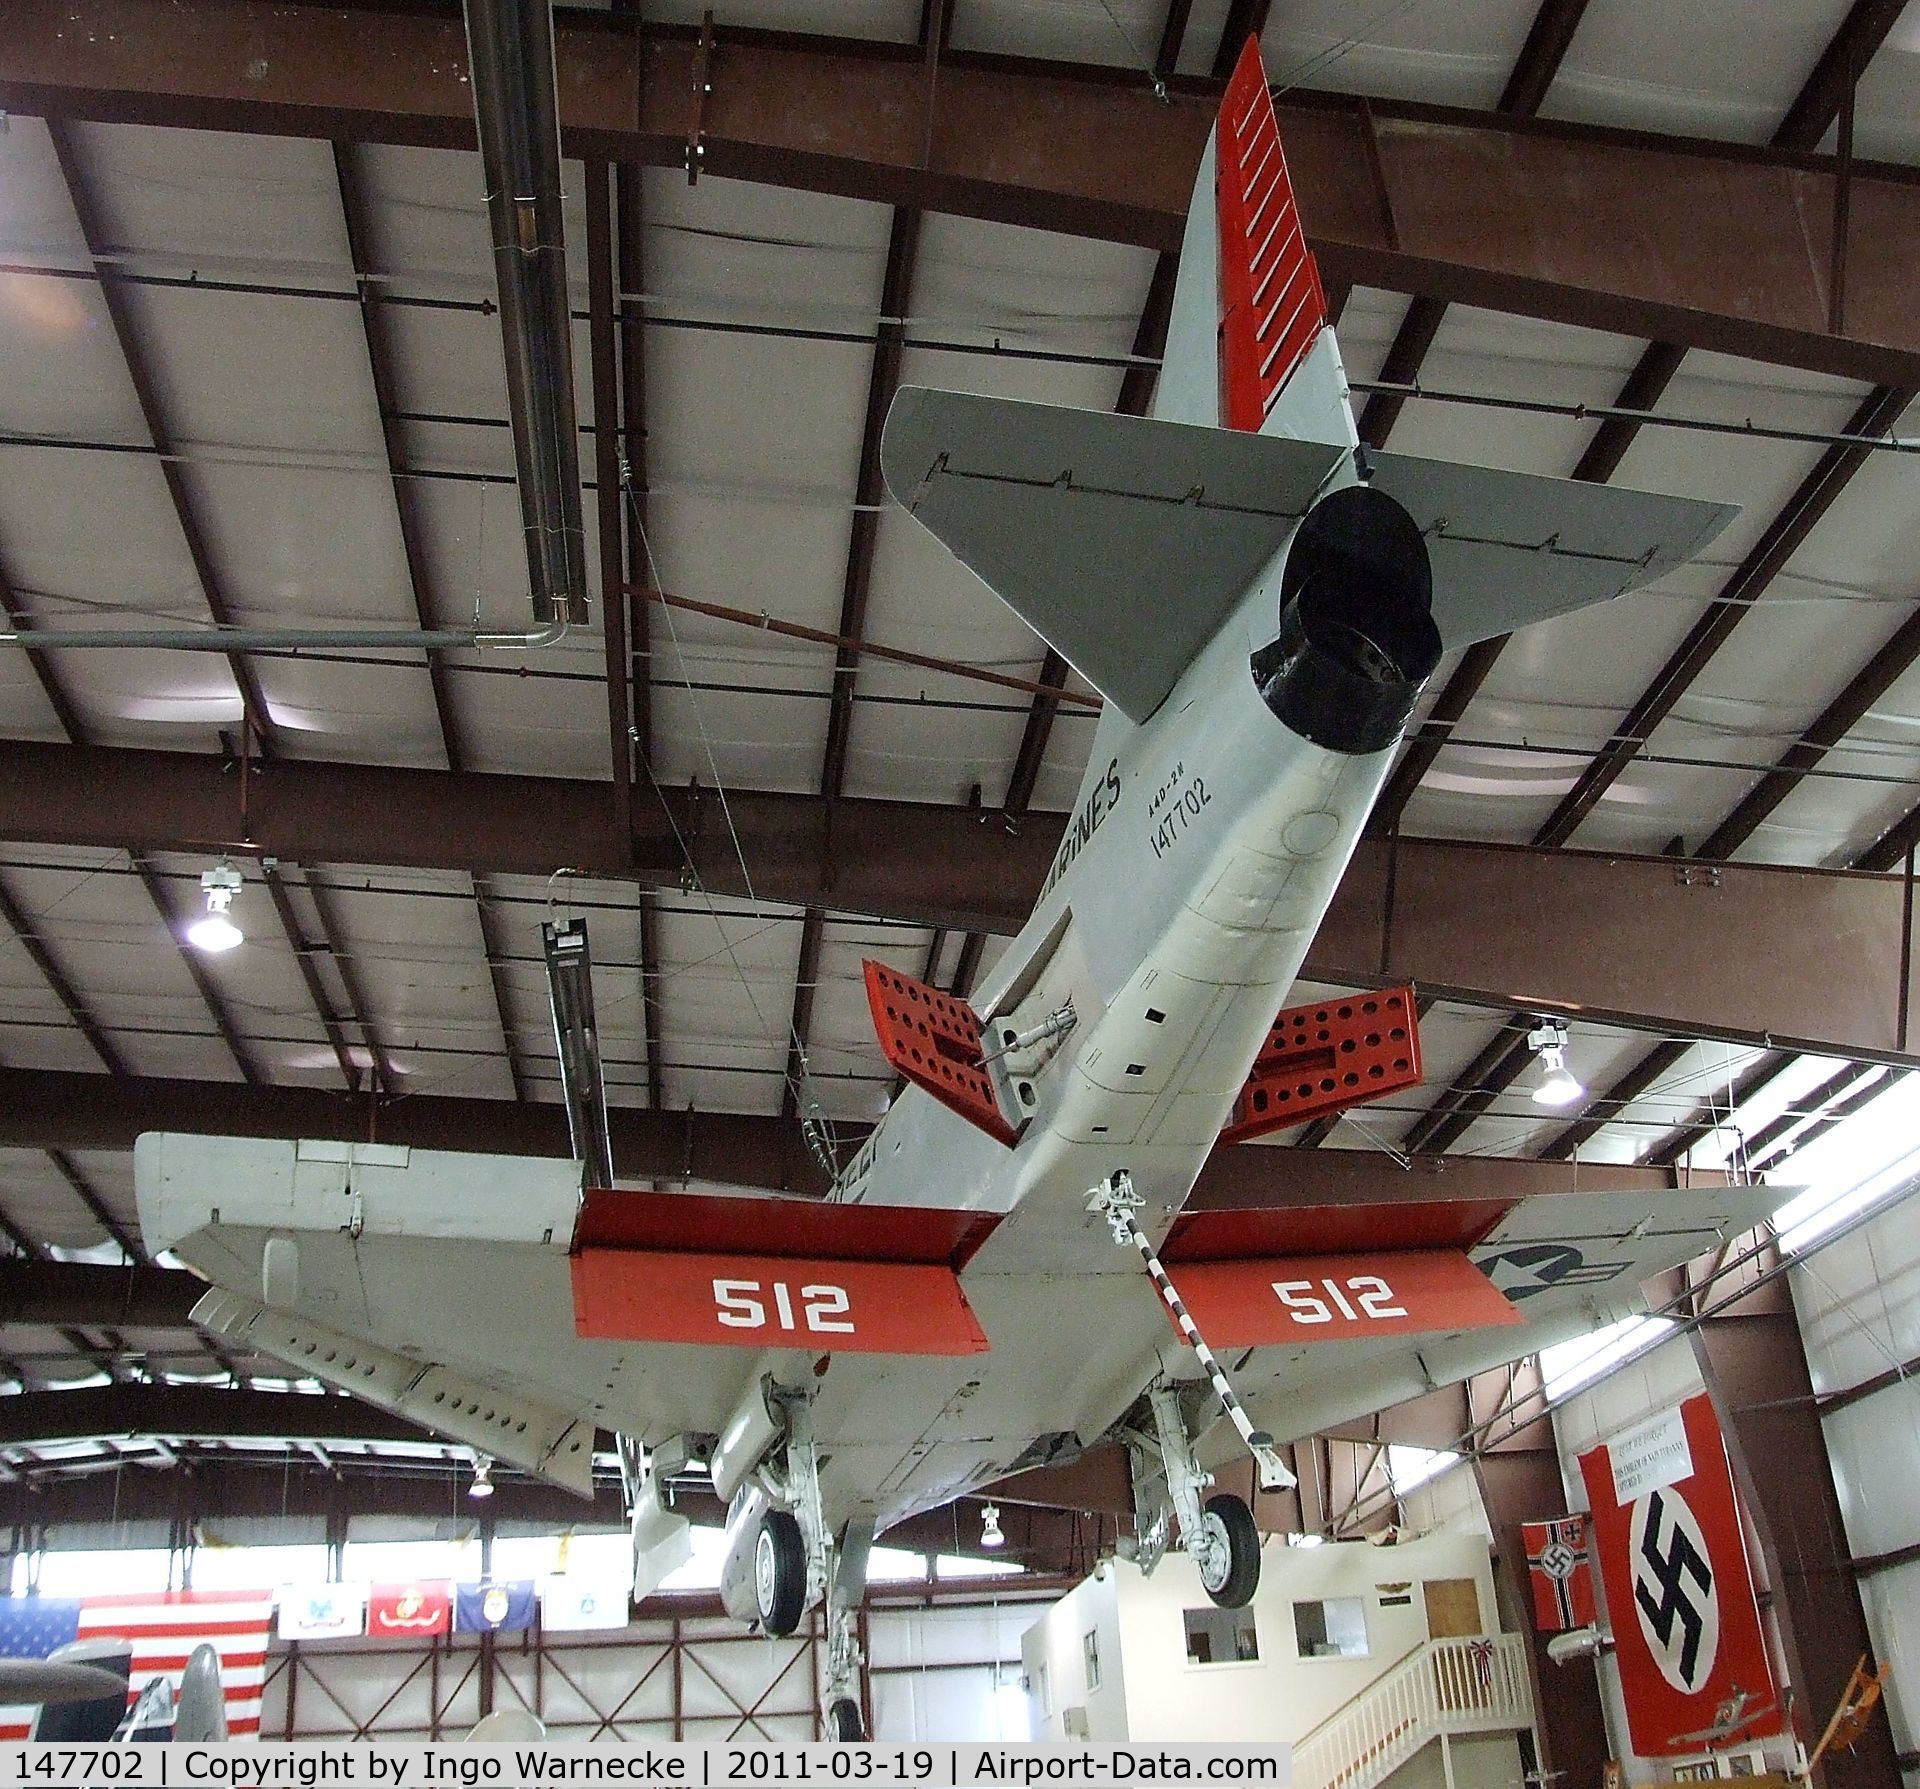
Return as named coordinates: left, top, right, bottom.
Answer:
left=138, top=40, right=1772, bottom=1742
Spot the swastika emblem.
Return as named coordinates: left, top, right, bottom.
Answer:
left=1538, top=1538, right=1577, bottom=1580
left=1630, top=1486, right=1720, bottom=1693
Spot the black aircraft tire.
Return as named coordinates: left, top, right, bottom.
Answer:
left=754, top=1510, right=807, bottom=1637
left=825, top=1697, right=865, bottom=1742
left=1198, top=1493, right=1261, bottom=1609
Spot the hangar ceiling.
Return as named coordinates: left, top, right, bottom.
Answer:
left=0, top=0, right=1915, bottom=1494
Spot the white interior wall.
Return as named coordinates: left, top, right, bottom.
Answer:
left=1793, top=1190, right=1920, bottom=1785
left=1018, top=1567, right=1128, bottom=1742
left=1023, top=1530, right=1506, bottom=1750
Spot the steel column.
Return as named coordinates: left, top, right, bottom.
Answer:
left=1473, top=1437, right=1612, bottom=1787
left=1693, top=1294, right=1900, bottom=1788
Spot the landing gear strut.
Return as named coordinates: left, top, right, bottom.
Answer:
left=821, top=1520, right=872, bottom=1742
left=712, top=1388, right=875, bottom=1736
left=1094, top=1171, right=1288, bottom=1608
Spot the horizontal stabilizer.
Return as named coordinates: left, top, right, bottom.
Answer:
left=1368, top=452, right=1737, bottom=650
left=882, top=386, right=1343, bottom=722
left=572, top=1248, right=990, bottom=1356
left=1167, top=1250, right=1520, bottom=1347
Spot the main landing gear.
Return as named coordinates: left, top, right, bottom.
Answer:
left=1092, top=1171, right=1290, bottom=1610
left=713, top=1381, right=872, bottom=1740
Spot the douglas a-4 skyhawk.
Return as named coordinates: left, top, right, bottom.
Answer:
left=139, top=39, right=1773, bottom=1740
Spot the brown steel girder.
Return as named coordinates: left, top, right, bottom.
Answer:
left=6, top=1, right=1920, bottom=387
left=2, top=742, right=1917, bottom=1063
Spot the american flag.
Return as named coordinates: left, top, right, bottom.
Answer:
left=0, top=1590, right=272, bottom=1740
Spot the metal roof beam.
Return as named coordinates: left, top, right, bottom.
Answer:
left=1772, top=0, right=1909, bottom=153
left=1531, top=383, right=1918, bottom=850
left=333, top=141, right=469, bottom=772
left=0, top=1261, right=200, bottom=1328
left=1367, top=0, right=1881, bottom=843
left=8, top=2, right=1920, bottom=386
left=4, top=745, right=1919, bottom=1062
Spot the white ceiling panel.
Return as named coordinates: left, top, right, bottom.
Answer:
left=644, top=169, right=893, bottom=327
left=1262, top=0, right=1546, bottom=111
left=109, top=285, right=382, bottom=457
left=954, top=0, right=1161, bottom=67
left=1368, top=306, right=1651, bottom=478
left=180, top=462, right=416, bottom=620
left=350, top=144, right=495, bottom=295
left=0, top=657, right=67, bottom=741
left=1851, top=4, right=1920, bottom=159
left=63, top=124, right=356, bottom=282
left=1541, top=0, right=1856, bottom=141
left=655, top=897, right=804, bottom=1116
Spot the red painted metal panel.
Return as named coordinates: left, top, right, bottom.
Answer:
left=574, top=1184, right=1001, bottom=1267
left=1164, top=1196, right=1512, bottom=1263
left=1168, top=1248, right=1520, bottom=1347
left=571, top=1248, right=990, bottom=1355
left=1216, top=34, right=1326, bottom=431
left=1221, top=984, right=1423, bottom=1143
left=862, top=960, right=1017, bottom=1145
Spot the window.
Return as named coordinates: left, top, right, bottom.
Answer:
left=1184, top=1605, right=1259, bottom=1666
left=1082, top=1628, right=1101, bottom=1691
left=1294, top=1596, right=1369, bottom=1659
left=1540, top=1314, right=1675, bottom=1401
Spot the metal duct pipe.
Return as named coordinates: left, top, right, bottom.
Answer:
left=543, top=916, right=616, bottom=1189
left=463, top=0, right=591, bottom=626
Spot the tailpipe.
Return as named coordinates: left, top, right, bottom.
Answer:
left=463, top=0, right=591, bottom=626
left=1252, top=485, right=1441, bottom=754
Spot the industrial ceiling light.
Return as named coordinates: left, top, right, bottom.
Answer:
left=186, top=860, right=244, bottom=953
left=469, top=1455, right=495, bottom=1500
left=1527, top=1020, right=1584, bottom=1108
left=980, top=1503, right=1005, bottom=1549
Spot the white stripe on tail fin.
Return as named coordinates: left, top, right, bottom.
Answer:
left=1217, top=36, right=1325, bottom=431
left=1155, top=36, right=1356, bottom=450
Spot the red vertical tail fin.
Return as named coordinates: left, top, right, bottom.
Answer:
left=1216, top=36, right=1327, bottom=431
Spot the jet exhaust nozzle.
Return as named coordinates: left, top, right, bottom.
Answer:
left=1254, top=485, right=1441, bottom=754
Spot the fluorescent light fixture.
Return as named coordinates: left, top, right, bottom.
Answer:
left=980, top=1503, right=1005, bottom=1549
left=1527, top=1020, right=1584, bottom=1107
left=469, top=1456, right=495, bottom=1500
left=188, top=860, right=244, bottom=953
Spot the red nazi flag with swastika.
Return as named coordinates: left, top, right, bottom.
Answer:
left=1579, top=1393, right=1781, bottom=1758
left=1523, top=1515, right=1595, bottom=1631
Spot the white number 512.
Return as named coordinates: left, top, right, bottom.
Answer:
left=1271, top=1274, right=1409, bottom=1324
left=712, top=1278, right=856, bottom=1333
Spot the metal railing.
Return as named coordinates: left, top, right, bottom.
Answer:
left=1292, top=1633, right=1534, bottom=1789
